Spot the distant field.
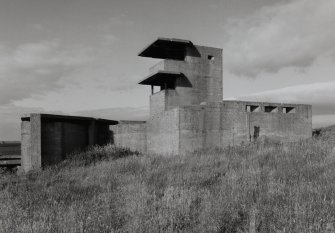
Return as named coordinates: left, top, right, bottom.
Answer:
left=0, top=141, right=21, bottom=155
left=1, top=133, right=335, bottom=232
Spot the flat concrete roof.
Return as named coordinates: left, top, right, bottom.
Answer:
left=21, top=113, right=118, bottom=125
left=138, top=70, right=183, bottom=86
left=138, top=37, right=193, bottom=60
left=222, top=100, right=312, bottom=107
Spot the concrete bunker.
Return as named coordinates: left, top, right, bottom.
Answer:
left=19, top=37, right=312, bottom=171
left=111, top=38, right=312, bottom=154
left=21, top=114, right=117, bottom=172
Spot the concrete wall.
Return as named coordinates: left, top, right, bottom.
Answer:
left=41, top=120, right=89, bottom=166
left=221, top=101, right=312, bottom=146
left=150, top=90, right=166, bottom=116
left=21, top=119, right=32, bottom=171
left=147, top=108, right=179, bottom=155
left=150, top=89, right=182, bottom=116
left=178, top=104, right=222, bottom=154
left=117, top=100, right=312, bottom=155
left=177, top=101, right=312, bottom=153
left=21, top=114, right=116, bottom=172
left=110, top=121, right=147, bottom=153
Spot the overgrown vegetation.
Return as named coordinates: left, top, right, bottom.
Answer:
left=1, top=136, right=335, bottom=232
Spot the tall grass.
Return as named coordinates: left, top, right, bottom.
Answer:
left=1, top=137, right=335, bottom=232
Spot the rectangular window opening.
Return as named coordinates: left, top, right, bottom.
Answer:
left=264, top=106, right=278, bottom=113
left=246, top=105, right=260, bottom=112
left=283, top=107, right=296, bottom=113
left=208, top=55, right=214, bottom=60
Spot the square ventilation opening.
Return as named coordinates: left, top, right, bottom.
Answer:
left=246, top=105, right=260, bottom=112
left=208, top=55, right=214, bottom=60
left=264, top=106, right=278, bottom=113
left=283, top=107, right=296, bottom=113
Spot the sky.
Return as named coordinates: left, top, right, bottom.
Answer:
left=0, top=0, right=335, bottom=140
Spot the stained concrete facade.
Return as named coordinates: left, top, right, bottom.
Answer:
left=111, top=38, right=312, bottom=154
left=21, top=114, right=117, bottom=172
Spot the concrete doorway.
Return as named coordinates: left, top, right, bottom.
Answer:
left=253, top=126, right=260, bottom=141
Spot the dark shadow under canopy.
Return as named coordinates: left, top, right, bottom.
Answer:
left=138, top=38, right=199, bottom=60
left=138, top=71, right=192, bottom=89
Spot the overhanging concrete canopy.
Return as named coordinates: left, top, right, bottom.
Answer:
left=138, top=71, right=184, bottom=87
left=138, top=38, right=194, bottom=60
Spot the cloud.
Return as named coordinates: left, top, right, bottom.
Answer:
left=31, top=24, right=44, bottom=30
left=104, top=14, right=135, bottom=28
left=224, top=0, right=335, bottom=77
left=313, top=115, right=335, bottom=128
left=0, top=103, right=68, bottom=140
left=0, top=104, right=149, bottom=140
left=74, top=107, right=148, bottom=121
left=233, top=80, right=335, bottom=127
left=0, top=105, right=44, bottom=140
left=0, top=40, right=92, bottom=105
left=235, top=81, right=335, bottom=116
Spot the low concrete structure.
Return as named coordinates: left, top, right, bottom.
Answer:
left=111, top=38, right=312, bottom=154
left=21, top=114, right=117, bottom=172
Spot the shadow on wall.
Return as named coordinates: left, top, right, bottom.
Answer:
left=186, top=45, right=201, bottom=57
left=177, top=74, right=193, bottom=88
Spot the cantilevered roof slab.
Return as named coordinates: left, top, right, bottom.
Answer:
left=138, top=71, right=183, bottom=86
left=138, top=38, right=194, bottom=60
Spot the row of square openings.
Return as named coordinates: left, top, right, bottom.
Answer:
left=246, top=105, right=296, bottom=113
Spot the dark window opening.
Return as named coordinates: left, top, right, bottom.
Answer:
left=253, top=126, right=260, bottom=141
left=160, top=82, right=176, bottom=91
left=283, top=107, right=296, bottom=113
left=208, top=55, right=214, bottom=60
left=264, top=106, right=278, bottom=113
left=246, top=105, right=260, bottom=112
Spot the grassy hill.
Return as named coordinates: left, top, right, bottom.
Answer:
left=1, top=137, right=335, bottom=232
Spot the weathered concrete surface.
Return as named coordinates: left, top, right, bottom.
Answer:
left=21, top=114, right=117, bottom=172
left=150, top=90, right=166, bottom=116
left=110, top=121, right=147, bottom=153
left=179, top=103, right=222, bottom=153
left=147, top=45, right=223, bottom=111
left=145, top=100, right=312, bottom=154
left=147, top=108, right=179, bottom=155
left=30, top=114, right=42, bottom=171
left=21, top=119, right=31, bottom=171
left=149, top=89, right=181, bottom=117
left=178, top=101, right=312, bottom=153
left=221, top=101, right=312, bottom=146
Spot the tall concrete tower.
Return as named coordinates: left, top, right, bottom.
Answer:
left=138, top=38, right=223, bottom=116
